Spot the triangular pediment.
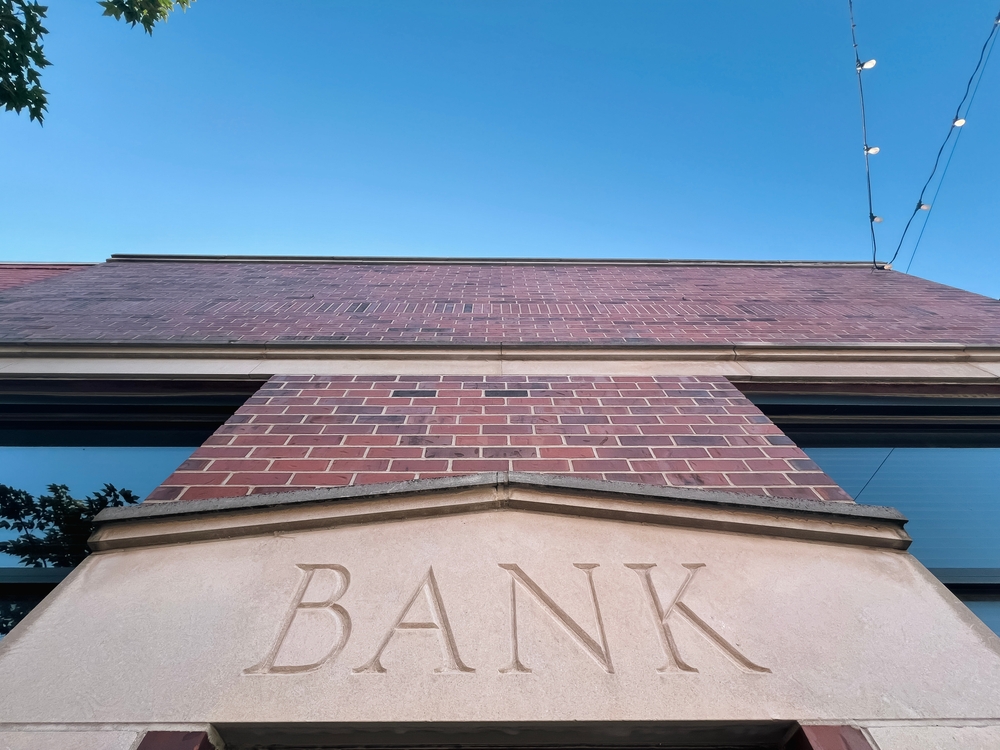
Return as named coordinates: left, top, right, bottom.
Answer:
left=92, top=471, right=907, bottom=552
left=2, top=473, right=997, bottom=730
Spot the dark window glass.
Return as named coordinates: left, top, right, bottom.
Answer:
left=805, top=448, right=1000, bottom=568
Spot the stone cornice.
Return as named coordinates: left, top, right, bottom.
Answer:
left=4, top=342, right=1000, bottom=380
left=91, top=472, right=910, bottom=553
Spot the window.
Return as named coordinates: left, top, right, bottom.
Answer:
left=0, top=378, right=262, bottom=634
left=803, top=447, right=1000, bottom=634
left=745, top=384, right=1000, bottom=635
left=0, top=446, right=201, bottom=565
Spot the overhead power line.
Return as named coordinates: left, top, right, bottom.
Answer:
left=899, top=8, right=1000, bottom=273
left=847, top=0, right=882, bottom=269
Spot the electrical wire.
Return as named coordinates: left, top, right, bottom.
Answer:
left=854, top=448, right=894, bottom=502
left=905, top=124, right=964, bottom=273
left=847, top=0, right=880, bottom=269
left=891, top=7, right=1000, bottom=270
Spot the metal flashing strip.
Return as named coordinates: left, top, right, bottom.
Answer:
left=930, top=567, right=1000, bottom=584
left=0, top=568, right=72, bottom=585
left=0, top=377, right=262, bottom=446
left=929, top=568, right=1000, bottom=597
left=107, top=253, right=890, bottom=268
left=0, top=567, right=72, bottom=599
left=90, top=472, right=910, bottom=553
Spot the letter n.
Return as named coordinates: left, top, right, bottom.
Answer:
left=498, top=563, right=613, bottom=674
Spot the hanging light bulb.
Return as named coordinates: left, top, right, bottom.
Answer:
left=864, top=145, right=880, bottom=154
left=871, top=215, right=884, bottom=223
left=918, top=202, right=931, bottom=211
left=954, top=117, right=967, bottom=127
left=860, top=59, right=877, bottom=70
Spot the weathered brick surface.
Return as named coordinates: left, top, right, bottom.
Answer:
left=149, top=375, right=852, bottom=503
left=1, top=260, right=999, bottom=345
left=0, top=264, right=89, bottom=292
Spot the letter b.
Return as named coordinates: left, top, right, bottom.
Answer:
left=245, top=564, right=352, bottom=674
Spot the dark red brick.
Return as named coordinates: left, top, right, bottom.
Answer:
left=388, top=460, right=449, bottom=472
left=483, top=447, right=537, bottom=459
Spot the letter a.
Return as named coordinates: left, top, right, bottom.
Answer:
left=354, top=567, right=474, bottom=674
left=245, top=564, right=352, bottom=674
left=499, top=563, right=613, bottom=674
left=626, top=563, right=769, bottom=673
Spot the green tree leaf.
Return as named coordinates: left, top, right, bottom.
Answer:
left=0, top=0, right=51, bottom=122
left=0, top=482, right=139, bottom=568
left=1, top=0, right=193, bottom=124
left=97, top=0, right=193, bottom=35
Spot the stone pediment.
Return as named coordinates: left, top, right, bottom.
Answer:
left=1, top=473, right=999, bottom=729
left=90, top=471, right=908, bottom=552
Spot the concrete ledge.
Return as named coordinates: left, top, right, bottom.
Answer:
left=97, top=472, right=904, bottom=525
left=4, top=343, right=1000, bottom=381
left=90, top=473, right=910, bottom=553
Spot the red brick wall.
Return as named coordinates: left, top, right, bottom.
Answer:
left=149, top=375, right=851, bottom=503
left=3, top=260, right=999, bottom=345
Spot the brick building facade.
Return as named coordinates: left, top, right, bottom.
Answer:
left=1, top=256, right=999, bottom=750
left=154, top=375, right=848, bottom=502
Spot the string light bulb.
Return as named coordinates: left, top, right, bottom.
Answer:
left=865, top=145, right=880, bottom=154
left=871, top=215, right=884, bottom=223
left=859, top=59, right=877, bottom=70
left=954, top=117, right=967, bottom=127
left=918, top=202, right=931, bottom=211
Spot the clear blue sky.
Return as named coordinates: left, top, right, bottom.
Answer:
left=2, top=1, right=999, bottom=296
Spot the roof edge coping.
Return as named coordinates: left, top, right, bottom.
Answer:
left=0, top=262, right=96, bottom=267
left=107, top=253, right=892, bottom=269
